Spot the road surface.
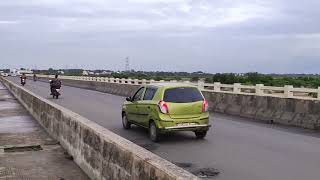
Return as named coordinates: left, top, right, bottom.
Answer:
left=7, top=77, right=320, bottom=180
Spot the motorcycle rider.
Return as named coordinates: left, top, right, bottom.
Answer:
left=33, top=74, right=37, bottom=81
left=20, top=73, right=27, bottom=85
left=50, top=74, right=61, bottom=95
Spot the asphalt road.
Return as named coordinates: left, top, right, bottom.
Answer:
left=8, top=77, right=320, bottom=180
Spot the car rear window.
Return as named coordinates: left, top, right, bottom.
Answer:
left=163, top=87, right=203, bottom=103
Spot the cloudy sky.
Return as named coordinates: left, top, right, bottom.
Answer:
left=1, top=0, right=320, bottom=73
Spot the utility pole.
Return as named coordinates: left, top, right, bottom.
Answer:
left=125, top=57, right=130, bottom=72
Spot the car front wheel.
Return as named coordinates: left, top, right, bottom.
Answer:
left=195, top=131, right=207, bottom=139
left=122, top=114, right=131, bottom=129
left=149, top=121, right=159, bottom=142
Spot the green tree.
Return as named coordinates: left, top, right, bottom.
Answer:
left=191, top=76, right=199, bottom=82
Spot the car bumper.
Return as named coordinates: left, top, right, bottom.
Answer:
left=160, top=124, right=211, bottom=132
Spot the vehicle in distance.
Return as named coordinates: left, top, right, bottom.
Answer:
left=0, top=72, right=9, bottom=77
left=122, top=83, right=211, bottom=142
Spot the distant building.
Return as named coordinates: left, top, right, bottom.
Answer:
left=10, top=69, right=18, bottom=75
left=17, top=69, right=33, bottom=75
left=101, top=70, right=112, bottom=75
left=58, top=70, right=65, bottom=75
left=82, top=70, right=89, bottom=76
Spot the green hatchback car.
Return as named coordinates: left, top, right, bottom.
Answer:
left=122, top=83, right=211, bottom=142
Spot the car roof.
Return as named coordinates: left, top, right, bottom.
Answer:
left=147, top=82, right=197, bottom=88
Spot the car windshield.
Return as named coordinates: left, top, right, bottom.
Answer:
left=163, top=87, right=203, bottom=103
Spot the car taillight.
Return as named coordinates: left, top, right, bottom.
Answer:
left=158, top=100, right=169, bottom=114
left=202, top=99, right=208, bottom=112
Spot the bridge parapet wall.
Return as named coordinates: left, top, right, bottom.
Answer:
left=202, top=91, right=320, bottom=130
left=33, top=74, right=320, bottom=100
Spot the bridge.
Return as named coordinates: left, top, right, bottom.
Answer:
left=1, top=76, right=320, bottom=180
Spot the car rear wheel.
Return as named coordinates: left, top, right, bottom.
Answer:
left=195, top=131, right=207, bottom=139
left=149, top=121, right=159, bottom=142
left=122, top=114, right=131, bottom=129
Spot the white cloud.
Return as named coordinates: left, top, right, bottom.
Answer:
left=0, top=21, right=11, bottom=24
left=0, top=20, right=20, bottom=25
left=0, top=0, right=278, bottom=32
left=179, top=4, right=192, bottom=13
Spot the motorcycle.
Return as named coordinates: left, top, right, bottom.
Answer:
left=52, top=88, right=61, bottom=99
left=21, top=79, right=26, bottom=86
left=49, top=80, right=61, bottom=99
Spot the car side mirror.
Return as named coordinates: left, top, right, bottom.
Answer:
left=126, top=97, right=132, bottom=102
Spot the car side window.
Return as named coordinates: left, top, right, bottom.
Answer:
left=143, top=88, right=157, bottom=100
left=132, top=87, right=144, bottom=101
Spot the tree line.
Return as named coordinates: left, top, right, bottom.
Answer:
left=30, top=68, right=320, bottom=88
left=205, top=73, right=320, bottom=88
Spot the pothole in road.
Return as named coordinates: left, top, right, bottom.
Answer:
left=3, top=145, right=43, bottom=153
left=192, top=168, right=220, bottom=178
left=64, top=151, right=74, bottom=160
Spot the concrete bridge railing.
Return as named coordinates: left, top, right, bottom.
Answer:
left=32, top=74, right=320, bottom=100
